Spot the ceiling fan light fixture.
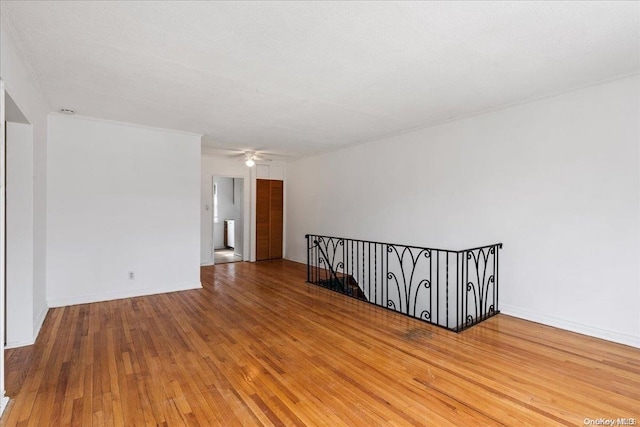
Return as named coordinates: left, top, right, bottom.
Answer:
left=245, top=157, right=255, bottom=167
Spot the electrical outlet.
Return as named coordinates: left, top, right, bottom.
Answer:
left=128, top=271, right=135, bottom=280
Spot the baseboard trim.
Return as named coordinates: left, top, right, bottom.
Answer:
left=47, top=282, right=202, bottom=308
left=284, top=256, right=306, bottom=265
left=33, top=305, right=48, bottom=338
left=0, top=396, right=9, bottom=417
left=500, top=304, right=640, bottom=349
left=5, top=306, right=50, bottom=349
left=5, top=339, right=35, bottom=349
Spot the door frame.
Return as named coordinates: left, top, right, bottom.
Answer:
left=209, top=175, right=250, bottom=265
left=1, top=79, right=10, bottom=414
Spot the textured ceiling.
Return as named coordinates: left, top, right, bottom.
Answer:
left=2, top=1, right=639, bottom=158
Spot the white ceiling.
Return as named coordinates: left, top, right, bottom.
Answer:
left=2, top=1, right=639, bottom=159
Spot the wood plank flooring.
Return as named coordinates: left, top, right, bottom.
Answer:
left=2, top=260, right=639, bottom=426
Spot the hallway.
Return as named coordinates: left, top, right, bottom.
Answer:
left=213, top=249, right=242, bottom=264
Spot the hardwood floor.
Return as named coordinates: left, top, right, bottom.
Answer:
left=2, top=260, right=639, bottom=426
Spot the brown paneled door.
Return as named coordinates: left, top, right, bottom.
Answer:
left=269, top=180, right=283, bottom=259
left=256, top=179, right=283, bottom=260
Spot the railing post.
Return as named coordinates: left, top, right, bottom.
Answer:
left=496, top=243, right=501, bottom=313
left=305, top=234, right=310, bottom=283
left=463, top=250, right=468, bottom=330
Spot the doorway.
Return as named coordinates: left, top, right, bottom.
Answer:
left=212, top=176, right=244, bottom=264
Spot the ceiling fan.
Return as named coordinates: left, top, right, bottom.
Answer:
left=228, top=150, right=273, bottom=167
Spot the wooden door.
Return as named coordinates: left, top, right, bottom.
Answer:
left=269, top=180, right=283, bottom=259
left=256, top=179, right=271, bottom=260
left=255, top=179, right=284, bottom=261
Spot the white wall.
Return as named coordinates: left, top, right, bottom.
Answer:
left=6, top=122, right=34, bottom=347
left=47, top=115, right=202, bottom=306
left=1, top=16, right=50, bottom=348
left=286, top=74, right=640, bottom=348
left=201, top=155, right=252, bottom=264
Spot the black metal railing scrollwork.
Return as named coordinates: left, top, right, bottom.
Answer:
left=306, top=234, right=502, bottom=332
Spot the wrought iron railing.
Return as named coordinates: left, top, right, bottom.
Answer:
left=306, top=234, right=502, bottom=332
